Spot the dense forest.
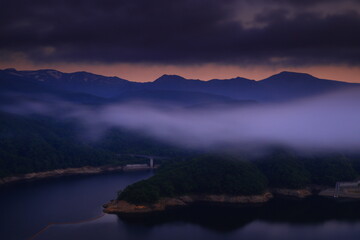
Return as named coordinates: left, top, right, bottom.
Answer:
left=255, top=152, right=359, bottom=187
left=119, top=154, right=360, bottom=204
left=119, top=156, right=268, bottom=204
left=0, top=111, right=191, bottom=178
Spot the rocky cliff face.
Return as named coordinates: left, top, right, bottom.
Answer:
left=103, top=192, right=274, bottom=214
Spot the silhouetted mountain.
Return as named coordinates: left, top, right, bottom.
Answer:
left=257, top=71, right=354, bottom=101
left=0, top=68, right=136, bottom=98
left=153, top=74, right=190, bottom=83
left=1, top=68, right=358, bottom=105
left=146, top=75, right=259, bottom=101
left=146, top=72, right=357, bottom=102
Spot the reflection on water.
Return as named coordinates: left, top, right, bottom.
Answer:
left=118, top=197, right=360, bottom=232
left=38, top=197, right=360, bottom=240
left=2, top=170, right=360, bottom=240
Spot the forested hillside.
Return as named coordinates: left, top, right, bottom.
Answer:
left=0, top=111, right=190, bottom=178
left=119, top=154, right=360, bottom=204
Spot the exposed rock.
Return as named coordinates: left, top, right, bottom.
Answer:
left=272, top=188, right=313, bottom=198
left=103, top=192, right=274, bottom=214
left=0, top=165, right=124, bottom=185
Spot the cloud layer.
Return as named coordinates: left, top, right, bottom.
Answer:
left=1, top=0, right=360, bottom=66
left=3, top=88, right=360, bottom=153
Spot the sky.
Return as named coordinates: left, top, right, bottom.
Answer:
left=1, top=0, right=360, bottom=82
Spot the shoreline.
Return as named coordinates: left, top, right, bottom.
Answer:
left=103, top=188, right=316, bottom=214
left=0, top=164, right=154, bottom=185
left=104, top=185, right=360, bottom=215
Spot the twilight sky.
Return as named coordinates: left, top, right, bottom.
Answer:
left=1, top=0, right=360, bottom=82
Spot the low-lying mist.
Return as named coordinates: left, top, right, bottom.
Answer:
left=2, top=89, right=360, bottom=154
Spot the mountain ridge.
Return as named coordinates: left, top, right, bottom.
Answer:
left=2, top=68, right=353, bottom=85
left=1, top=68, right=358, bottom=103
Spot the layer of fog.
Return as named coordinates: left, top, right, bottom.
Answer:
left=2, top=89, right=360, bottom=153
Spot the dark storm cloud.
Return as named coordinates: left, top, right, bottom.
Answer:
left=1, top=0, right=360, bottom=65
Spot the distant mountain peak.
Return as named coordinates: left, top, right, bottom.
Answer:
left=1, top=68, right=24, bottom=77
left=275, top=71, right=315, bottom=78
left=154, top=74, right=187, bottom=82
left=262, top=71, right=318, bottom=83
left=3, top=68, right=17, bottom=72
left=223, top=76, right=254, bottom=82
left=41, top=69, right=63, bottom=79
left=234, top=76, right=250, bottom=80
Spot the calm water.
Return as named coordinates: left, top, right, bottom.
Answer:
left=1, top=171, right=360, bottom=240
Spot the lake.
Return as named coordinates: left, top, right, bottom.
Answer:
left=1, top=171, right=360, bottom=240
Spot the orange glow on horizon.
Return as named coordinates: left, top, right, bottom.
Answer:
left=0, top=61, right=359, bottom=83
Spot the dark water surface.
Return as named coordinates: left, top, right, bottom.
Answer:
left=1, top=171, right=360, bottom=240
left=0, top=171, right=153, bottom=240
